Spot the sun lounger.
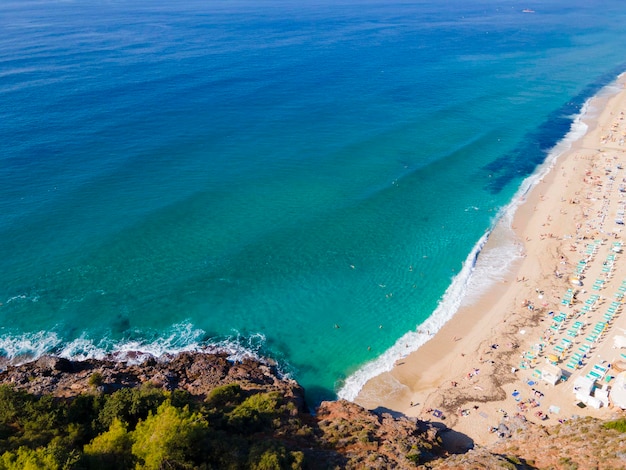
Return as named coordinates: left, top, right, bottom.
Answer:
left=586, top=370, right=602, bottom=381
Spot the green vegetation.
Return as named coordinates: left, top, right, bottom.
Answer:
left=602, top=417, right=626, bottom=433
left=87, top=373, right=103, bottom=389
left=0, top=383, right=305, bottom=469
left=558, top=456, right=579, bottom=470
left=0, top=378, right=456, bottom=469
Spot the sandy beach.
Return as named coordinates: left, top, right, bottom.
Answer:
left=355, top=73, right=626, bottom=447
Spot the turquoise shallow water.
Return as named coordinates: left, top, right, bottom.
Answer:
left=1, top=0, right=626, bottom=403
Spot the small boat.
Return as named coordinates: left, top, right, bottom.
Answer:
left=523, top=9, right=536, bottom=13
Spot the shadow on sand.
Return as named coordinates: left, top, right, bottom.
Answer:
left=370, top=406, right=407, bottom=419
left=371, top=407, right=475, bottom=454
left=432, top=422, right=475, bottom=454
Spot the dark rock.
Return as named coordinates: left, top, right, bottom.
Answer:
left=34, top=356, right=72, bottom=373
left=0, top=350, right=449, bottom=469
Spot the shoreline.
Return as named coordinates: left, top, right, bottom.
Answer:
left=337, top=85, right=599, bottom=404
left=355, top=72, right=626, bottom=445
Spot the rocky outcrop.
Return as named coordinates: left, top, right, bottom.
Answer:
left=487, top=416, right=626, bottom=470
left=3, top=352, right=622, bottom=469
left=316, top=399, right=443, bottom=468
left=0, top=352, right=448, bottom=469
left=0, top=352, right=303, bottom=403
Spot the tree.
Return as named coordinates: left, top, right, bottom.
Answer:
left=248, top=442, right=304, bottom=470
left=98, top=385, right=165, bottom=430
left=0, top=442, right=78, bottom=470
left=131, top=401, right=208, bottom=470
left=227, top=392, right=281, bottom=433
left=0, top=446, right=59, bottom=470
left=83, top=418, right=134, bottom=469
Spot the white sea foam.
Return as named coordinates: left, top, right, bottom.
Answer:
left=0, top=82, right=620, bottom=397
left=0, top=330, right=62, bottom=364
left=337, top=78, right=621, bottom=403
left=210, top=331, right=267, bottom=361
left=462, top=237, right=522, bottom=305
left=57, top=336, right=109, bottom=361
left=0, top=322, right=271, bottom=370
left=5, top=293, right=39, bottom=304
left=337, top=230, right=490, bottom=401
left=107, top=322, right=206, bottom=363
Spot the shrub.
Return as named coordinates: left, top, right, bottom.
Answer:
left=506, top=455, right=522, bottom=465
left=603, top=418, right=626, bottom=433
left=406, top=450, right=421, bottom=465
left=227, top=392, right=281, bottom=433
left=558, top=456, right=578, bottom=470
left=248, top=442, right=304, bottom=470
left=205, top=383, right=243, bottom=409
left=88, top=372, right=103, bottom=388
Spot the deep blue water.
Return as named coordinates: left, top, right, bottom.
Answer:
left=1, top=0, right=626, bottom=404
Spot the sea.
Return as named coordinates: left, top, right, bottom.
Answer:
left=2, top=0, right=626, bottom=405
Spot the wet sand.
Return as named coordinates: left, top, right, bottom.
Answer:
left=355, top=73, right=626, bottom=446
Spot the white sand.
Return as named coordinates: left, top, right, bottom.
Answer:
left=355, top=73, right=626, bottom=445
